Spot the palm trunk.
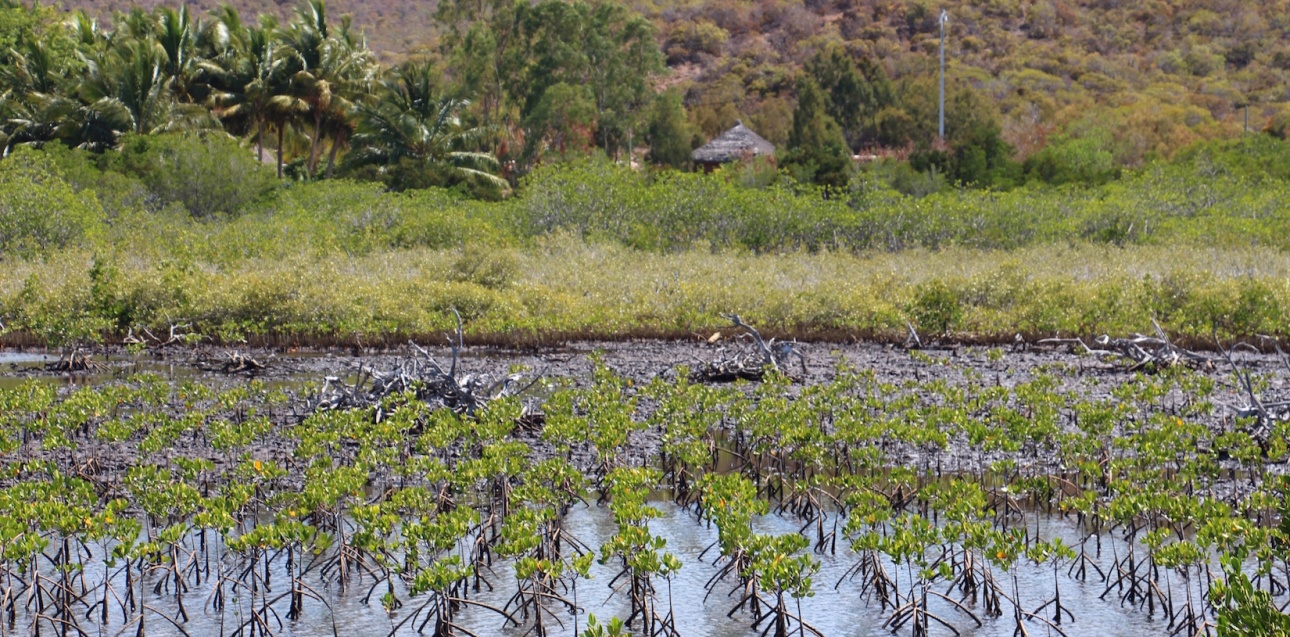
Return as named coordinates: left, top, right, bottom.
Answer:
left=307, top=112, right=323, bottom=176
left=325, top=136, right=341, bottom=179
left=256, top=119, right=265, bottom=164
left=277, top=125, right=285, bottom=179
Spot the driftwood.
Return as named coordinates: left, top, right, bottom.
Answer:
left=1218, top=335, right=1290, bottom=445
left=193, top=350, right=267, bottom=375
left=692, top=315, right=805, bottom=382
left=311, top=309, right=539, bottom=416
left=221, top=352, right=266, bottom=375
left=1037, top=320, right=1212, bottom=371
left=903, top=321, right=923, bottom=350
left=46, top=347, right=100, bottom=373
left=124, top=322, right=197, bottom=350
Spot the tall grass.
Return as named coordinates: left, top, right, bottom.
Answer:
left=3, top=137, right=1290, bottom=346
left=4, top=239, right=1289, bottom=346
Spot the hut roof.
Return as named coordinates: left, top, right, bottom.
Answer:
left=691, top=121, right=776, bottom=164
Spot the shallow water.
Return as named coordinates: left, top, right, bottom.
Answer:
left=30, top=504, right=1227, bottom=637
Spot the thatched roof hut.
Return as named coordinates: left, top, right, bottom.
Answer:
left=691, top=121, right=775, bottom=169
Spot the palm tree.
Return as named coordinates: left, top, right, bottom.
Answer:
left=281, top=0, right=375, bottom=177
left=346, top=62, right=507, bottom=189
left=203, top=15, right=292, bottom=165
left=77, top=39, right=217, bottom=143
left=80, top=40, right=171, bottom=137
left=154, top=5, right=205, bottom=103
left=0, top=41, right=71, bottom=153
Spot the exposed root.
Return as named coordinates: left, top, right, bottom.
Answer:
left=45, top=347, right=99, bottom=373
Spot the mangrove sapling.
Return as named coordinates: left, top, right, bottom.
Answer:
left=495, top=506, right=580, bottom=637
left=977, top=528, right=1076, bottom=637
left=745, top=533, right=821, bottom=637
left=645, top=372, right=729, bottom=508
left=1211, top=552, right=1290, bottom=637
left=385, top=501, right=518, bottom=637
left=600, top=467, right=682, bottom=637
left=877, top=513, right=965, bottom=637
left=1154, top=539, right=1209, bottom=637
left=837, top=488, right=898, bottom=609
left=1026, top=539, right=1077, bottom=627
left=291, top=459, right=370, bottom=593
left=543, top=359, right=643, bottom=493
left=695, top=473, right=766, bottom=614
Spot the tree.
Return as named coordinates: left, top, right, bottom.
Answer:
left=804, top=44, right=892, bottom=150
left=525, top=82, right=597, bottom=155
left=281, top=0, right=376, bottom=177
left=203, top=14, right=291, bottom=165
left=645, top=88, right=692, bottom=169
left=154, top=5, right=202, bottom=103
left=345, top=61, right=507, bottom=191
left=782, top=76, right=851, bottom=190
left=473, top=0, right=664, bottom=170
left=79, top=40, right=185, bottom=138
left=583, top=2, right=661, bottom=159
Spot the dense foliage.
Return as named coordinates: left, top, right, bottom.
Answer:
left=6, top=0, right=1289, bottom=192
left=0, top=133, right=1288, bottom=346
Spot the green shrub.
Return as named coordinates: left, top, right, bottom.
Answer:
left=0, top=148, right=103, bottom=259
left=1024, top=132, right=1120, bottom=186
left=105, top=133, right=277, bottom=218
left=910, top=280, right=963, bottom=335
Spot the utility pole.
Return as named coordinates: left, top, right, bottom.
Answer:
left=939, top=9, right=948, bottom=142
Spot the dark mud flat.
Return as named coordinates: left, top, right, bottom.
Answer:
left=1, top=338, right=1284, bottom=483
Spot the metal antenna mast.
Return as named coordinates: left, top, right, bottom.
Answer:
left=939, top=9, right=948, bottom=141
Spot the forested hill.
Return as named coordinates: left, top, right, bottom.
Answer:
left=59, top=0, right=1290, bottom=161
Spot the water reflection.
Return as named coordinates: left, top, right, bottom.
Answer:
left=33, top=503, right=1224, bottom=637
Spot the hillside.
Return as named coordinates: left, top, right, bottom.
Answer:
left=45, top=0, right=1290, bottom=163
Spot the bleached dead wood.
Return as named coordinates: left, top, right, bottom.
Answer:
left=692, top=315, right=806, bottom=382
left=311, top=308, right=538, bottom=416
left=1037, top=321, right=1212, bottom=371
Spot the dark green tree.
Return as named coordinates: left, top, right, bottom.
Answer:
left=804, top=44, right=892, bottom=150
left=203, top=13, right=292, bottom=165
left=645, top=88, right=692, bottom=169
left=345, top=61, right=507, bottom=192
left=782, top=76, right=851, bottom=190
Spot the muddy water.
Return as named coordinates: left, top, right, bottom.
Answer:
left=49, top=505, right=1208, bottom=637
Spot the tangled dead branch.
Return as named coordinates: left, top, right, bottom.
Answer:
left=310, top=309, right=538, bottom=415
left=123, top=322, right=197, bottom=350
left=193, top=350, right=267, bottom=375
left=1037, top=320, right=1212, bottom=371
left=1218, top=335, right=1290, bottom=445
left=691, top=315, right=806, bottom=383
left=46, top=347, right=100, bottom=373
left=222, top=352, right=266, bottom=375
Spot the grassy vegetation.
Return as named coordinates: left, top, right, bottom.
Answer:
left=3, top=135, right=1290, bottom=347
